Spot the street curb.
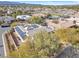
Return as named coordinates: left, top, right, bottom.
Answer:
left=2, top=31, right=7, bottom=57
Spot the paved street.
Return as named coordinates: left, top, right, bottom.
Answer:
left=0, top=26, right=9, bottom=58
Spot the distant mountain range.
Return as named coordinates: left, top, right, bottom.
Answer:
left=0, top=1, right=43, bottom=6
left=0, top=1, right=26, bottom=6
left=0, top=1, right=79, bottom=6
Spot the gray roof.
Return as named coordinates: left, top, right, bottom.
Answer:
left=56, top=46, right=79, bottom=58
left=3, top=16, right=15, bottom=22
left=16, top=15, right=31, bottom=20
left=0, top=16, right=15, bottom=22
left=28, top=26, right=54, bottom=37
left=15, top=24, right=54, bottom=39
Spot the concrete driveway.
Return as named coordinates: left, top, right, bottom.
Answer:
left=0, top=26, right=9, bottom=58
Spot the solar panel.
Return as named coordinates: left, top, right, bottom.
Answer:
left=15, top=27, right=26, bottom=40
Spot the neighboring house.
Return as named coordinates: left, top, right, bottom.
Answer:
left=60, top=15, right=70, bottom=18
left=56, top=46, right=79, bottom=58
left=48, top=15, right=60, bottom=19
left=66, top=17, right=79, bottom=26
left=7, top=9, right=13, bottom=14
left=32, top=13, right=47, bottom=18
left=14, top=24, right=54, bottom=42
left=16, top=15, right=31, bottom=21
left=46, top=18, right=74, bottom=30
left=3, top=16, right=15, bottom=23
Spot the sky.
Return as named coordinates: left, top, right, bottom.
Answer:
left=0, top=0, right=79, bottom=1
left=0, top=0, right=79, bottom=5
left=20, top=1, right=79, bottom=5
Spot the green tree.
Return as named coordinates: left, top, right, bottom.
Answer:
left=33, top=30, right=60, bottom=57
left=0, top=21, right=4, bottom=25
left=47, top=14, right=52, bottom=18
left=16, top=10, right=23, bottom=15
left=73, top=20, right=76, bottom=25
left=29, top=16, right=44, bottom=24
left=12, top=13, right=17, bottom=18
left=9, top=30, right=61, bottom=58
left=9, top=40, right=38, bottom=58
left=55, top=28, right=79, bottom=44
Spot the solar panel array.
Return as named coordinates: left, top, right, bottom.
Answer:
left=15, top=26, right=26, bottom=40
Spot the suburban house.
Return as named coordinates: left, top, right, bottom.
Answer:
left=7, top=9, right=13, bottom=15
left=46, top=17, right=75, bottom=30
left=14, top=24, right=54, bottom=42
left=3, top=16, right=15, bottom=23
left=32, top=13, right=47, bottom=18
left=66, top=17, right=79, bottom=26
left=48, top=15, right=60, bottom=19
left=16, top=15, right=31, bottom=21
left=0, top=16, right=15, bottom=23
